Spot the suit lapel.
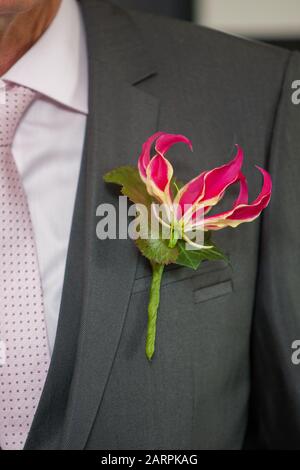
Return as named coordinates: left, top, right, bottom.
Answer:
left=57, top=0, right=159, bottom=449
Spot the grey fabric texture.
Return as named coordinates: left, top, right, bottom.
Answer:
left=24, top=0, right=300, bottom=450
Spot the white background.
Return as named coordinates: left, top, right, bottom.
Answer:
left=193, top=0, right=300, bottom=39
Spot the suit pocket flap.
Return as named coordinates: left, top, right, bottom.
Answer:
left=133, top=260, right=231, bottom=294
left=193, top=280, right=233, bottom=304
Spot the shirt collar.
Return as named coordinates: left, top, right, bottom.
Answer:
left=3, top=0, right=88, bottom=115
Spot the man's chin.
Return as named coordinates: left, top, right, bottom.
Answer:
left=0, top=0, right=40, bottom=15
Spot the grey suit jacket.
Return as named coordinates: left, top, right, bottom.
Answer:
left=24, top=0, right=300, bottom=450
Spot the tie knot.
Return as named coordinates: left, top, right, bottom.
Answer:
left=0, top=81, right=37, bottom=147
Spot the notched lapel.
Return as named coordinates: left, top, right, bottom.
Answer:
left=59, top=1, right=160, bottom=449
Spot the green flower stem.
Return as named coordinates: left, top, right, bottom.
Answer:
left=168, top=224, right=179, bottom=249
left=146, top=263, right=165, bottom=361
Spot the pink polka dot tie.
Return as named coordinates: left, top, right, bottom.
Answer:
left=0, top=82, right=50, bottom=450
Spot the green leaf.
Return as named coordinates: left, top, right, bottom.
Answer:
left=175, top=239, right=228, bottom=270
left=135, top=237, right=179, bottom=265
left=104, top=166, right=178, bottom=264
left=104, top=166, right=153, bottom=208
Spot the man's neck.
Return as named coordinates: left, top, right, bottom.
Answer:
left=0, top=0, right=61, bottom=76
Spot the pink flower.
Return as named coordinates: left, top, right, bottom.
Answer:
left=138, top=132, right=272, bottom=249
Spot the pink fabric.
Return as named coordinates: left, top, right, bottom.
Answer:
left=0, top=82, right=50, bottom=450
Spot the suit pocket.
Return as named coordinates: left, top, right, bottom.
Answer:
left=132, top=259, right=232, bottom=304
left=193, top=279, right=233, bottom=304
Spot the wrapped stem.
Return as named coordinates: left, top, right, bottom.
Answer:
left=145, top=263, right=164, bottom=361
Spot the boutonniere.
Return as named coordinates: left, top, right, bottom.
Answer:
left=104, top=132, right=272, bottom=361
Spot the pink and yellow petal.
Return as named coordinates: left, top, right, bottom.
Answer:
left=200, top=145, right=244, bottom=207
left=146, top=154, right=174, bottom=204
left=138, top=132, right=164, bottom=182
left=204, top=167, right=272, bottom=230
left=155, top=133, right=193, bottom=157
left=174, top=145, right=244, bottom=222
left=173, top=172, right=206, bottom=219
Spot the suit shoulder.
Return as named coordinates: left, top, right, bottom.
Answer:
left=128, top=9, right=290, bottom=77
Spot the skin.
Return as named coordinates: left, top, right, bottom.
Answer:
left=0, top=0, right=61, bottom=75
